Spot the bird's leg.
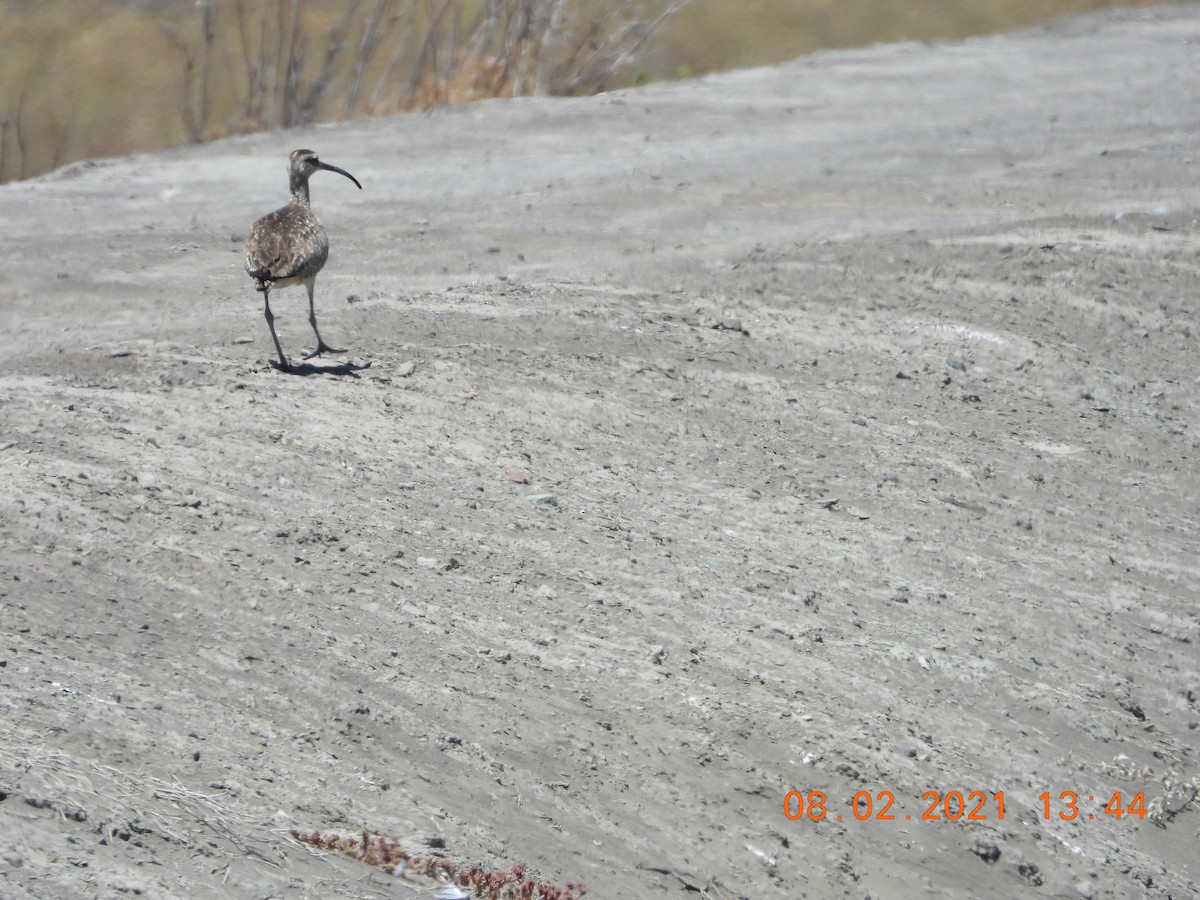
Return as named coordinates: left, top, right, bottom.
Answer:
left=302, top=277, right=345, bottom=359
left=263, top=291, right=291, bottom=370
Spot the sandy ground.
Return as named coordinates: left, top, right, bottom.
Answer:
left=2, top=7, right=1199, bottom=899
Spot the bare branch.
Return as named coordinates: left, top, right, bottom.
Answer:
left=155, top=0, right=691, bottom=143
left=366, top=1, right=417, bottom=114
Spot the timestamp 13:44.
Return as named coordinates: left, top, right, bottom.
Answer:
left=784, top=790, right=1148, bottom=823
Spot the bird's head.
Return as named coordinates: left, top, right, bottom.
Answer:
left=289, top=149, right=362, bottom=190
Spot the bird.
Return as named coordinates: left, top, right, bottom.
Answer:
left=244, top=149, right=362, bottom=371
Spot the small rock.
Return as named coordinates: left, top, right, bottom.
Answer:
left=487, top=245, right=501, bottom=254
left=1078, top=388, right=1094, bottom=401
left=396, top=360, right=416, bottom=377
left=947, top=357, right=967, bottom=371
left=1017, top=863, right=1042, bottom=886
left=719, top=317, right=743, bottom=332
left=1074, top=880, right=1096, bottom=899
left=970, top=841, right=1001, bottom=864
left=529, top=493, right=558, bottom=507
left=851, top=416, right=867, bottom=427
left=506, top=469, right=529, bottom=484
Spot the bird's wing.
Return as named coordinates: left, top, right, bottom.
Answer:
left=244, top=206, right=329, bottom=284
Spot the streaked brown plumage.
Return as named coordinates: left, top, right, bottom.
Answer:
left=245, top=149, right=362, bottom=370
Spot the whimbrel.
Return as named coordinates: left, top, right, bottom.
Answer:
left=244, top=149, right=362, bottom=371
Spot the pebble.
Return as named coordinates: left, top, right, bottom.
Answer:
left=529, top=493, right=558, bottom=507
left=1018, top=863, right=1043, bottom=886
left=396, top=361, right=416, bottom=377
left=720, top=317, right=743, bottom=332
left=970, top=840, right=1001, bottom=864
left=506, top=468, right=529, bottom=484
left=947, top=357, right=967, bottom=371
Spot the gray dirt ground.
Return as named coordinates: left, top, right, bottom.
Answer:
left=2, top=6, right=1199, bottom=899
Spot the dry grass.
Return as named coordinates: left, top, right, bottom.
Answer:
left=653, top=0, right=1193, bottom=75
left=0, top=0, right=1190, bottom=184
left=0, top=0, right=1192, bottom=180
left=0, top=740, right=285, bottom=876
left=0, top=0, right=686, bottom=182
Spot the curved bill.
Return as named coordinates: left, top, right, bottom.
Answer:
left=319, top=161, right=363, bottom=190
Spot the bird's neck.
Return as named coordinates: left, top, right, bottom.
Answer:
left=289, top=174, right=312, bottom=206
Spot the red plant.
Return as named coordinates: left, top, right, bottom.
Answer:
left=291, top=829, right=586, bottom=899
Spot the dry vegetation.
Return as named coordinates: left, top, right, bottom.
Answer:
left=0, top=0, right=1190, bottom=183
left=162, top=0, right=687, bottom=142
left=292, top=830, right=588, bottom=898
left=654, top=0, right=1190, bottom=74
left=0, top=0, right=685, bottom=182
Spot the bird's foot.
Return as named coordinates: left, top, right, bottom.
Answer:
left=302, top=342, right=346, bottom=360
left=269, top=357, right=293, bottom=372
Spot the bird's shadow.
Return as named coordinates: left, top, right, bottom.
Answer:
left=271, top=359, right=372, bottom=378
